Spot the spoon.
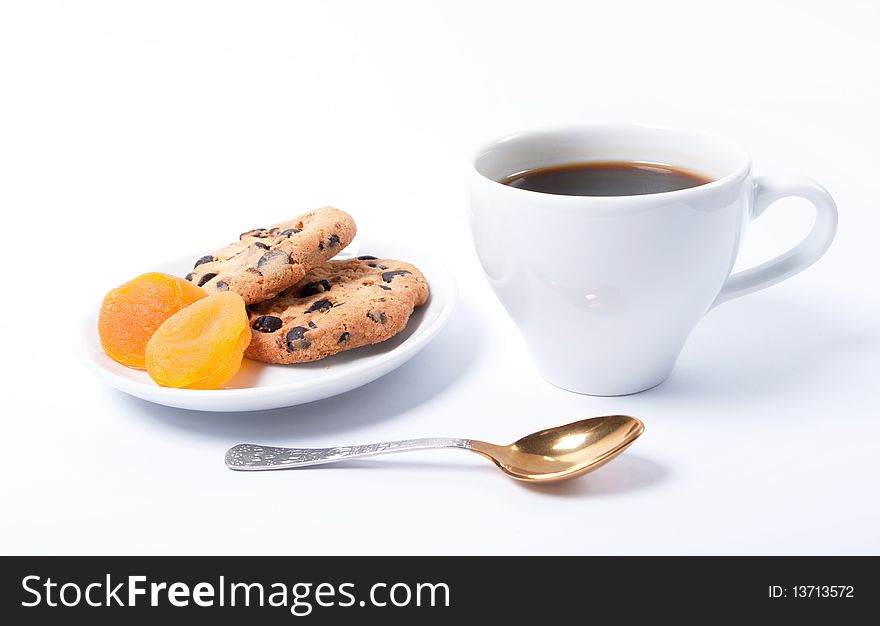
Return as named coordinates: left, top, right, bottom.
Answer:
left=225, top=415, right=644, bottom=482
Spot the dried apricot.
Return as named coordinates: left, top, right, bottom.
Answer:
left=98, top=272, right=207, bottom=368
left=145, top=292, right=251, bottom=390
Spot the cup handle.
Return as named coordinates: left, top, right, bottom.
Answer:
left=712, top=176, right=838, bottom=308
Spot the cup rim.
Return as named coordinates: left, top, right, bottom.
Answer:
left=470, top=123, right=752, bottom=201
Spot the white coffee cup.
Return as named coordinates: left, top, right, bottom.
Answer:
left=468, top=124, right=838, bottom=396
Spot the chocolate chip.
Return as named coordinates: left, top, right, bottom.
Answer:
left=379, top=264, right=389, bottom=270
left=379, top=285, right=391, bottom=291
left=215, top=281, right=229, bottom=291
left=197, top=273, right=217, bottom=287
left=185, top=272, right=194, bottom=281
left=287, top=326, right=307, bottom=340
left=257, top=249, right=291, bottom=271
left=254, top=242, right=270, bottom=250
left=285, top=327, right=311, bottom=352
left=328, top=234, right=341, bottom=248
left=367, top=310, right=387, bottom=324
left=305, top=299, right=332, bottom=314
left=269, top=227, right=280, bottom=235
left=252, top=315, right=283, bottom=333
left=338, top=332, right=350, bottom=343
left=367, top=262, right=377, bottom=268
left=308, top=321, right=317, bottom=329
left=300, top=279, right=331, bottom=297
left=194, top=255, right=215, bottom=268
left=382, top=270, right=411, bottom=283
left=240, top=228, right=268, bottom=239
left=357, top=255, right=378, bottom=260
left=280, top=228, right=301, bottom=237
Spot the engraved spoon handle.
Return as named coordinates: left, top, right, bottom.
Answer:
left=225, top=438, right=473, bottom=471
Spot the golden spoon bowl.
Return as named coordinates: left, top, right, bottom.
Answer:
left=468, top=415, right=645, bottom=482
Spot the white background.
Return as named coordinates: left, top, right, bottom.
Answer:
left=1, top=0, right=878, bottom=555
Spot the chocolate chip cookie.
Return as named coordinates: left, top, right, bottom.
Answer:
left=245, top=256, right=429, bottom=363
left=185, top=206, right=356, bottom=305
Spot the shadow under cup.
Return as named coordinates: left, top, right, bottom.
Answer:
left=468, top=125, right=753, bottom=396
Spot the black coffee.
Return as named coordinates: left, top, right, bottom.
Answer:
left=500, top=161, right=713, bottom=196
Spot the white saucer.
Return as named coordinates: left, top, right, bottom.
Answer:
left=76, top=240, right=456, bottom=412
